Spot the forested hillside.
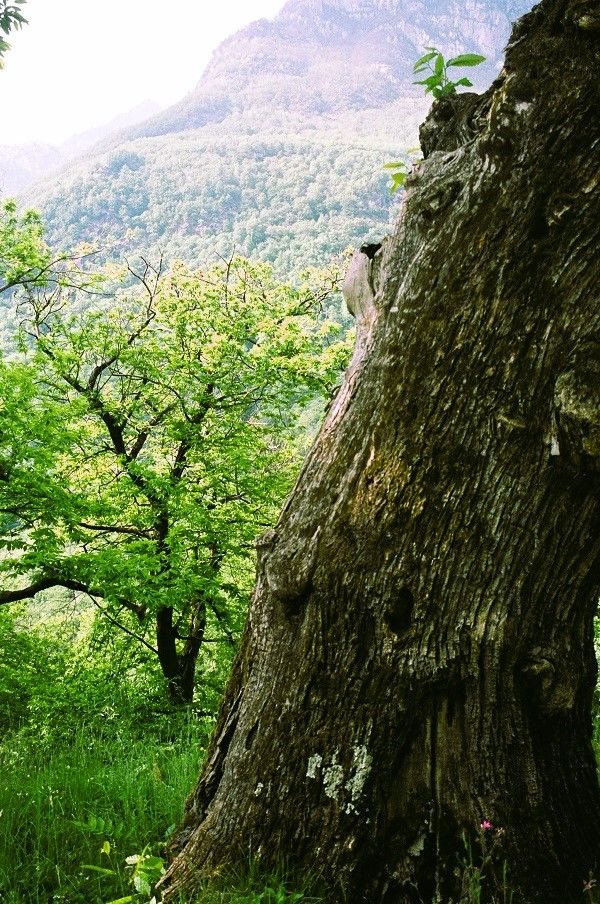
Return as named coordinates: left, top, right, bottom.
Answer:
left=22, top=0, right=531, bottom=276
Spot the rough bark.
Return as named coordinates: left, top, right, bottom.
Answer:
left=162, top=0, right=600, bottom=900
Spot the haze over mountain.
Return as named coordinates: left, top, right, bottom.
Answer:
left=0, top=101, right=161, bottom=196
left=20, top=0, right=532, bottom=275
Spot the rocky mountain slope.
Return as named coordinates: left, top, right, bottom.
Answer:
left=21, top=0, right=533, bottom=275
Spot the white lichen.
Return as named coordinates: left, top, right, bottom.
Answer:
left=306, top=754, right=323, bottom=779
left=323, top=763, right=345, bottom=800
left=345, top=745, right=373, bottom=802
left=307, top=744, right=372, bottom=809
left=254, top=782, right=264, bottom=797
left=322, top=750, right=344, bottom=800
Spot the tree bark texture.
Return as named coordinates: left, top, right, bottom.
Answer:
left=162, top=0, right=600, bottom=900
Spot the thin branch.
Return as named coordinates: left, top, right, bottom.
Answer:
left=86, top=594, right=159, bottom=655
left=77, top=522, right=153, bottom=540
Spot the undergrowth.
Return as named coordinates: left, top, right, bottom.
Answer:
left=0, top=717, right=207, bottom=904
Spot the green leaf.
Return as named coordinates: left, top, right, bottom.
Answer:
left=134, top=874, right=152, bottom=895
left=82, top=864, right=116, bottom=876
left=101, top=840, right=111, bottom=856
left=141, top=855, right=165, bottom=871
left=414, top=75, right=441, bottom=89
left=454, top=77, right=473, bottom=87
left=382, top=161, right=407, bottom=170
left=446, top=53, right=486, bottom=67
left=434, top=54, right=444, bottom=77
left=413, top=49, right=437, bottom=70
left=390, top=172, right=407, bottom=194
left=105, top=897, right=135, bottom=904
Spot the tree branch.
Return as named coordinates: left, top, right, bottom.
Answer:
left=77, top=522, right=153, bottom=540
left=0, top=574, right=146, bottom=620
left=86, top=594, right=159, bottom=655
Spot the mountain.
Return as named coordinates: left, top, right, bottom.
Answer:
left=0, top=101, right=161, bottom=196
left=21, top=0, right=533, bottom=276
left=129, top=0, right=526, bottom=139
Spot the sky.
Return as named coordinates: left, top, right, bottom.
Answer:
left=0, top=0, right=287, bottom=146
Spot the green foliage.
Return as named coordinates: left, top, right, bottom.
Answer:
left=0, top=199, right=51, bottom=293
left=0, top=721, right=205, bottom=902
left=458, top=824, right=514, bottom=904
left=0, top=604, right=66, bottom=732
left=20, top=131, right=405, bottom=289
left=383, top=160, right=408, bottom=195
left=413, top=47, right=486, bottom=100
left=0, top=615, right=319, bottom=904
left=81, top=841, right=166, bottom=904
left=191, top=862, right=323, bottom=904
left=0, top=253, right=351, bottom=702
left=0, top=0, right=27, bottom=68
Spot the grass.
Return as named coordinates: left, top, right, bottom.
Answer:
left=0, top=718, right=207, bottom=904
left=0, top=717, right=319, bottom=904
left=189, top=866, right=323, bottom=903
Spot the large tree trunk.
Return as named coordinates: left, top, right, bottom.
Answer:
left=162, top=1, right=600, bottom=900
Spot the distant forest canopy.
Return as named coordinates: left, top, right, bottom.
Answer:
left=6, top=0, right=533, bottom=282
left=22, top=128, right=405, bottom=278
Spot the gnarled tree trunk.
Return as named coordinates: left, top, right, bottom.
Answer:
left=162, top=0, right=600, bottom=900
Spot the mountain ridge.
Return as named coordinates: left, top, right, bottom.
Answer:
left=19, top=0, right=533, bottom=276
left=122, top=0, right=529, bottom=140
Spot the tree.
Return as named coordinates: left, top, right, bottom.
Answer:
left=0, top=0, right=26, bottom=68
left=0, top=199, right=101, bottom=320
left=159, top=0, right=600, bottom=900
left=0, top=255, right=350, bottom=704
left=0, top=200, right=50, bottom=294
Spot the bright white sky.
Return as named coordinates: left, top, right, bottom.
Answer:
left=0, top=0, right=287, bottom=146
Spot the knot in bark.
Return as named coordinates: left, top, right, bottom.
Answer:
left=418, top=92, right=488, bottom=158
left=342, top=245, right=381, bottom=325
left=260, top=526, right=320, bottom=619
left=342, top=242, right=387, bottom=364
left=520, top=654, right=578, bottom=715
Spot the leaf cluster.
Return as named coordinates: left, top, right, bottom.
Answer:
left=413, top=47, right=486, bottom=100
left=0, top=0, right=26, bottom=68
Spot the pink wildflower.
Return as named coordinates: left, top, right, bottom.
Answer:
left=480, top=819, right=493, bottom=831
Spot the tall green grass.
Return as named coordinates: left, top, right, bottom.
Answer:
left=0, top=719, right=319, bottom=904
left=0, top=719, right=207, bottom=903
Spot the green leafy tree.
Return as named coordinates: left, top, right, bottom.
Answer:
left=0, top=0, right=27, bottom=68
left=0, top=255, right=351, bottom=704
left=0, top=200, right=51, bottom=294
